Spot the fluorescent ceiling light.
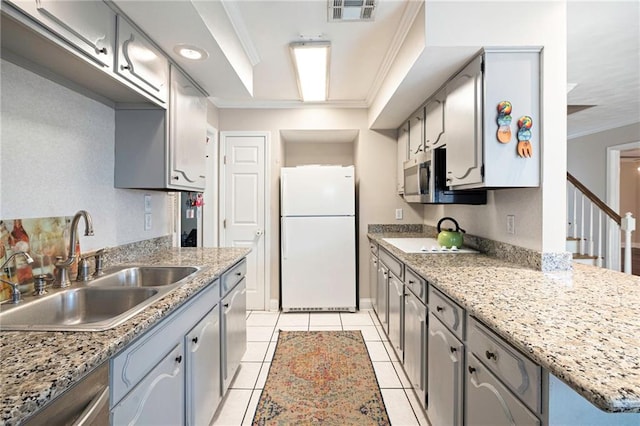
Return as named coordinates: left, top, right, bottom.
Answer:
left=173, top=44, right=209, bottom=61
left=290, top=42, right=330, bottom=102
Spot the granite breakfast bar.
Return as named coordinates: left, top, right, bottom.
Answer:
left=0, top=246, right=250, bottom=425
left=369, top=230, right=640, bottom=423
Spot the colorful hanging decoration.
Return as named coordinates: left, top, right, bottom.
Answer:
left=496, top=101, right=512, bottom=143
left=517, top=115, right=533, bottom=158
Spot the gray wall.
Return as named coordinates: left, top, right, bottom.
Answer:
left=284, top=142, right=354, bottom=167
left=567, top=122, right=640, bottom=200
left=0, top=59, right=172, bottom=251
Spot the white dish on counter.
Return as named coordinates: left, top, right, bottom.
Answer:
left=382, top=237, right=479, bottom=254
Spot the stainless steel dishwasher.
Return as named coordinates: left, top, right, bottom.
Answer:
left=24, top=361, right=109, bottom=426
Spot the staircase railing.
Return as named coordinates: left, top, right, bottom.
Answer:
left=567, top=172, right=636, bottom=274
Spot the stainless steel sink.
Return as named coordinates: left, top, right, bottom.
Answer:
left=0, top=287, right=161, bottom=331
left=0, top=265, right=200, bottom=331
left=88, top=266, right=199, bottom=288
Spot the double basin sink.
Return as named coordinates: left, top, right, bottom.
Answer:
left=0, top=266, right=199, bottom=332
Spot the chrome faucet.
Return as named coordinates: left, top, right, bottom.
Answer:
left=53, top=210, right=94, bottom=288
left=0, top=251, right=34, bottom=304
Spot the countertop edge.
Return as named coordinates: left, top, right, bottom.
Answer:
left=368, top=232, right=640, bottom=413
left=0, top=247, right=250, bottom=425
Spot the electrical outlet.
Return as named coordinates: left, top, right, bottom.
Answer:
left=144, top=194, right=152, bottom=213
left=395, top=208, right=403, bottom=220
left=507, top=215, right=515, bottom=234
left=144, top=213, right=152, bottom=231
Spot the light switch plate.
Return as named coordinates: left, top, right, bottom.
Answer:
left=395, top=208, right=403, bottom=220
left=144, top=213, right=152, bottom=230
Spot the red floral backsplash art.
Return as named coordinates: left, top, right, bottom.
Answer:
left=0, top=216, right=74, bottom=302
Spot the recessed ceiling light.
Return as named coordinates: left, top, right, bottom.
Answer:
left=173, top=44, right=209, bottom=61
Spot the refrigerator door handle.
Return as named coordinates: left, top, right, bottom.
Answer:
left=281, top=218, right=287, bottom=259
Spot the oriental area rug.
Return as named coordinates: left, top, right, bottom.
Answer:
left=252, top=330, right=390, bottom=425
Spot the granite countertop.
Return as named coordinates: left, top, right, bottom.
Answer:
left=0, top=247, right=250, bottom=425
left=369, top=232, right=640, bottom=413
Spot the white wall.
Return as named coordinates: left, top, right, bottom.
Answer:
left=218, top=108, right=423, bottom=301
left=284, top=142, right=354, bottom=167
left=0, top=59, right=172, bottom=251
left=567, top=123, right=640, bottom=200
left=421, top=1, right=568, bottom=252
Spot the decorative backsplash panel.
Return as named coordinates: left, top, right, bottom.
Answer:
left=0, top=216, right=74, bottom=302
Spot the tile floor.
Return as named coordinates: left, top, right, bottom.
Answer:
left=212, top=309, right=429, bottom=426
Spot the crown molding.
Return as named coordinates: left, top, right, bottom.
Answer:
left=365, top=0, right=424, bottom=105
left=219, top=0, right=261, bottom=66
left=209, top=97, right=368, bottom=109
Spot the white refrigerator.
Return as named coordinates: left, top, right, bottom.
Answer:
left=280, top=165, right=356, bottom=312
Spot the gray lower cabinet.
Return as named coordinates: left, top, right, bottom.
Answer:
left=388, top=273, right=404, bottom=360
left=427, top=312, right=464, bottom=426
left=376, top=263, right=389, bottom=331
left=111, top=343, right=185, bottom=425
left=221, top=260, right=247, bottom=393
left=466, top=353, right=540, bottom=426
left=403, top=290, right=427, bottom=409
left=369, top=253, right=378, bottom=313
left=186, top=305, right=221, bottom=426
left=109, top=259, right=247, bottom=425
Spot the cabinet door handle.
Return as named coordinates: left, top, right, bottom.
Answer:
left=450, top=346, right=457, bottom=353
left=436, top=306, right=444, bottom=312
left=175, top=355, right=183, bottom=364
left=121, top=65, right=131, bottom=70
left=192, top=337, right=198, bottom=344
left=408, top=280, right=415, bottom=284
left=172, top=175, right=179, bottom=180
left=485, top=350, right=497, bottom=361
left=468, top=366, right=476, bottom=374
left=224, top=303, right=229, bottom=308
left=96, top=47, right=107, bottom=55
left=235, top=272, right=242, bottom=276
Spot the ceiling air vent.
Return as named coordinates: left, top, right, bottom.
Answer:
left=328, top=0, right=376, bottom=22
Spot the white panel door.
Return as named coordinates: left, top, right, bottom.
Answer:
left=281, top=166, right=354, bottom=216
left=281, top=216, right=356, bottom=310
left=222, top=134, right=266, bottom=310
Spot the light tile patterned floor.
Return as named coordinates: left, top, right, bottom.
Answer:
left=212, top=310, right=429, bottom=426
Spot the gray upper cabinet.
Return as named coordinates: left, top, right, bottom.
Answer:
left=445, top=49, right=541, bottom=189
left=397, top=121, right=409, bottom=194
left=8, top=0, right=115, bottom=69
left=408, top=107, right=425, bottom=159
left=114, top=66, right=207, bottom=191
left=445, top=55, right=483, bottom=188
left=116, top=15, right=169, bottom=104
left=424, top=90, right=446, bottom=150
left=169, top=65, right=207, bottom=189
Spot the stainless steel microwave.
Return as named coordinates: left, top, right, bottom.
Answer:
left=403, top=148, right=486, bottom=204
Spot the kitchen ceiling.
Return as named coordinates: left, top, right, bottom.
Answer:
left=113, top=0, right=639, bottom=138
